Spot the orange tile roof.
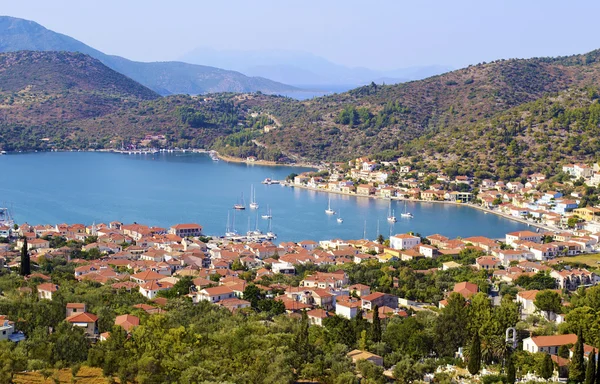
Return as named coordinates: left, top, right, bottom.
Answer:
left=531, top=334, right=577, bottom=347
left=66, top=312, right=98, bottom=323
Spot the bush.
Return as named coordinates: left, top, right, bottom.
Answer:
left=481, top=374, right=507, bottom=384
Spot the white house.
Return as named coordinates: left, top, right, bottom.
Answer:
left=0, top=315, right=15, bottom=341
left=390, top=234, right=420, bottom=250
left=522, top=334, right=577, bottom=354
left=335, top=296, right=362, bottom=319
left=516, top=290, right=539, bottom=315
left=505, top=231, right=542, bottom=246
left=271, top=261, right=295, bottom=274
left=139, top=281, right=172, bottom=299
left=194, top=286, right=235, bottom=304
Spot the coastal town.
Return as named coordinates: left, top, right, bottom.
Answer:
left=289, top=158, right=600, bottom=233
left=1, top=189, right=600, bottom=382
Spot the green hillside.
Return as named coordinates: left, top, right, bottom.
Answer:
left=3, top=46, right=600, bottom=179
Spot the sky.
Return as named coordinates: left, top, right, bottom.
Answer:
left=3, top=0, right=600, bottom=70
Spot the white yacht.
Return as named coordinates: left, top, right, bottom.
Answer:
left=400, top=201, right=413, bottom=218
left=325, top=196, right=336, bottom=215
left=387, top=201, right=397, bottom=223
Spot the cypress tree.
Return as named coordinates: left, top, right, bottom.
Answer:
left=294, top=310, right=310, bottom=364
left=371, top=305, right=381, bottom=343
left=19, top=237, right=30, bottom=276
left=468, top=332, right=481, bottom=375
left=585, top=349, right=596, bottom=384
left=538, top=353, right=554, bottom=380
left=571, top=329, right=586, bottom=383
left=506, top=352, right=516, bottom=384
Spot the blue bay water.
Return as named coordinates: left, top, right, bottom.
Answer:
left=0, top=152, right=528, bottom=242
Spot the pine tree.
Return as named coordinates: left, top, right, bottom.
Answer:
left=371, top=305, right=381, bottom=343
left=468, top=332, right=481, bottom=375
left=506, top=352, right=516, bottom=384
left=19, top=237, right=30, bottom=276
left=571, top=329, right=586, bottom=383
left=585, top=349, right=596, bottom=384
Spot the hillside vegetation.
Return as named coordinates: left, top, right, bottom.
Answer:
left=3, top=48, right=600, bottom=178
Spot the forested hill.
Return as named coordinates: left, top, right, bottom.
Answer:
left=0, top=16, right=298, bottom=95
left=252, top=50, right=600, bottom=163
left=3, top=47, right=600, bottom=177
left=0, top=51, right=159, bottom=99
left=0, top=51, right=159, bottom=128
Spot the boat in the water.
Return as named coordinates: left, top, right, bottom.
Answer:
left=261, top=205, right=272, bottom=220
left=233, top=192, right=246, bottom=210
left=261, top=178, right=280, bottom=185
left=225, top=211, right=238, bottom=237
left=400, top=201, right=414, bottom=218
left=249, top=185, right=259, bottom=210
left=0, top=207, right=14, bottom=228
left=387, top=201, right=397, bottom=223
left=325, top=197, right=336, bottom=215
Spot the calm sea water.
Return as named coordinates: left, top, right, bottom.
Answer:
left=0, top=152, right=528, bottom=242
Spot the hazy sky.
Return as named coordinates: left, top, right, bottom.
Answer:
left=3, top=0, right=600, bottom=70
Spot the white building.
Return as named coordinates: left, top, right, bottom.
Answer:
left=505, top=231, right=542, bottom=246
left=523, top=334, right=577, bottom=354
left=390, top=234, right=420, bottom=250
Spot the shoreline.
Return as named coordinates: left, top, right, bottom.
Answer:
left=1, top=148, right=320, bottom=170
left=214, top=152, right=319, bottom=170
left=284, top=182, right=557, bottom=233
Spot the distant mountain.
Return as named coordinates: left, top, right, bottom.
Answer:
left=0, top=51, right=159, bottom=127
left=0, top=16, right=298, bottom=95
left=179, top=47, right=453, bottom=88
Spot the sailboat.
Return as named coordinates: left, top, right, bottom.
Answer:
left=336, top=208, right=344, bottom=223
left=267, top=218, right=276, bottom=239
left=233, top=192, right=246, bottom=210
left=325, top=196, right=336, bottom=215
left=400, top=200, right=414, bottom=218
left=387, top=201, right=397, bottom=223
left=247, top=213, right=262, bottom=236
left=261, top=205, right=272, bottom=219
left=225, top=211, right=238, bottom=237
left=249, top=185, right=259, bottom=210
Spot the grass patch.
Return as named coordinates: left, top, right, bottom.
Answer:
left=555, top=253, right=600, bottom=268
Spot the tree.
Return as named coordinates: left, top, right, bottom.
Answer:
left=571, top=330, right=586, bottom=383
left=585, top=349, right=596, bottom=384
left=393, top=357, right=421, bottom=384
left=534, top=290, right=562, bottom=313
left=468, top=332, right=481, bottom=375
left=537, top=353, right=554, bottom=380
left=434, top=293, right=469, bottom=356
left=294, top=311, right=310, bottom=366
left=506, top=352, right=516, bottom=384
left=20, top=237, right=30, bottom=276
left=558, top=344, right=572, bottom=359
left=243, top=284, right=262, bottom=308
left=371, top=305, right=381, bottom=343
left=377, top=234, right=384, bottom=244
left=568, top=217, right=580, bottom=228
